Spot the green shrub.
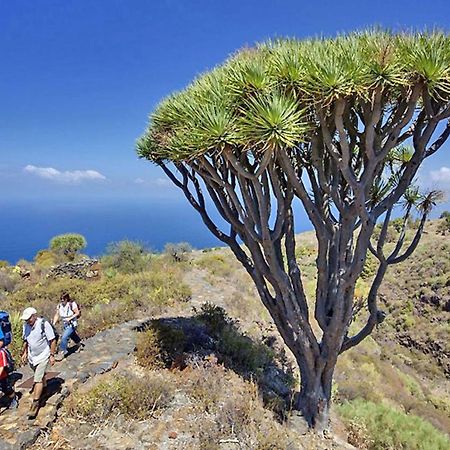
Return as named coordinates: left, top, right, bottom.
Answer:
left=437, top=212, right=450, bottom=233
left=195, top=253, right=233, bottom=277
left=7, top=312, right=23, bottom=362
left=136, top=322, right=187, bottom=369
left=70, top=373, right=174, bottom=421
left=217, top=326, right=272, bottom=374
left=0, top=261, right=9, bottom=269
left=164, top=242, right=193, bottom=262
left=0, top=271, right=18, bottom=294
left=101, top=240, right=150, bottom=274
left=194, top=303, right=231, bottom=333
left=34, top=249, right=57, bottom=268
left=361, top=253, right=378, bottom=280
left=338, top=399, right=450, bottom=450
left=195, top=303, right=272, bottom=374
left=50, top=233, right=87, bottom=261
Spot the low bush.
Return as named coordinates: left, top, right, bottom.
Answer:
left=194, top=302, right=231, bottom=333
left=338, top=399, right=450, bottom=450
left=437, top=213, right=450, bottom=233
left=361, top=253, right=378, bottom=280
left=195, top=253, right=233, bottom=277
left=195, top=303, right=273, bottom=375
left=136, top=322, right=187, bottom=369
left=7, top=312, right=23, bottom=362
left=217, top=326, right=272, bottom=374
left=101, top=240, right=151, bottom=274
left=0, top=270, right=18, bottom=294
left=34, top=249, right=58, bottom=268
left=187, top=361, right=293, bottom=450
left=164, top=242, right=192, bottom=262
left=69, top=373, right=174, bottom=421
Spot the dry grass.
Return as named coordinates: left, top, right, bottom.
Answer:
left=67, top=371, right=175, bottom=421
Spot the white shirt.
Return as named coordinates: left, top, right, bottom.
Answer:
left=58, top=301, right=78, bottom=327
left=23, top=318, right=55, bottom=365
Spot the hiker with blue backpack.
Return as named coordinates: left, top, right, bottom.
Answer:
left=52, top=292, right=83, bottom=360
left=0, top=311, right=18, bottom=409
left=21, top=307, right=57, bottom=419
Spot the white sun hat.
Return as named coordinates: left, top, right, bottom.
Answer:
left=20, top=307, right=37, bottom=321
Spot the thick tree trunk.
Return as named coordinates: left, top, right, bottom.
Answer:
left=296, top=376, right=333, bottom=431
left=291, top=352, right=336, bottom=432
left=296, top=388, right=330, bottom=432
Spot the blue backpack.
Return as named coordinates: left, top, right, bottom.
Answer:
left=0, top=311, right=13, bottom=347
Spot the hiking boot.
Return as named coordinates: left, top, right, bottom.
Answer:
left=77, top=342, right=85, bottom=351
left=8, top=395, right=18, bottom=409
left=55, top=352, right=68, bottom=362
left=28, top=400, right=39, bottom=420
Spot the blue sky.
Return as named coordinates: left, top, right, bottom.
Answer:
left=1, top=0, right=450, bottom=206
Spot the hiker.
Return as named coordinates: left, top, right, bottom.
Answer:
left=52, top=292, right=83, bottom=360
left=21, top=307, right=57, bottom=419
left=0, top=310, right=18, bottom=409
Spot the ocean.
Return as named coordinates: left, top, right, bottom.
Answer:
left=0, top=197, right=225, bottom=264
left=0, top=196, right=313, bottom=264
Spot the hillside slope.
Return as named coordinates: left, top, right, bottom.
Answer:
left=1, top=218, right=449, bottom=449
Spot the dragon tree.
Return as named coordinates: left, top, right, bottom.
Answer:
left=137, top=31, right=450, bottom=431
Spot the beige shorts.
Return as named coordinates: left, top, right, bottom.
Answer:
left=30, top=358, right=50, bottom=383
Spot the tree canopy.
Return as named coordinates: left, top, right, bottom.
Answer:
left=138, top=31, right=450, bottom=162
left=50, top=233, right=87, bottom=261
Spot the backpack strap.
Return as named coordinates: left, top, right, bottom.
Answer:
left=41, top=319, right=47, bottom=341
left=41, top=319, right=53, bottom=343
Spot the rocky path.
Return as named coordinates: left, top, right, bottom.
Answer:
left=0, top=268, right=230, bottom=450
left=0, top=319, right=141, bottom=450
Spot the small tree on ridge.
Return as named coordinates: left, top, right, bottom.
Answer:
left=50, top=233, right=87, bottom=261
left=137, top=31, right=450, bottom=431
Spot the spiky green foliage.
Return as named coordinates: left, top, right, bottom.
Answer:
left=50, top=233, right=87, bottom=261
left=138, top=30, right=450, bottom=162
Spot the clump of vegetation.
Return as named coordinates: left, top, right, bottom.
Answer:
left=338, top=399, right=450, bottom=450
left=360, top=252, right=378, bottom=280
left=136, top=321, right=187, bottom=369
left=438, top=211, right=450, bottom=234
left=194, top=302, right=231, bottom=333
left=69, top=373, right=174, bottom=421
left=164, top=242, right=192, bottom=262
left=0, top=269, right=19, bottom=296
left=50, top=233, right=87, bottom=261
left=187, top=362, right=293, bottom=450
left=101, top=240, right=151, bottom=274
left=34, top=249, right=58, bottom=268
left=194, top=303, right=273, bottom=374
left=195, top=252, right=234, bottom=278
left=173, top=358, right=294, bottom=449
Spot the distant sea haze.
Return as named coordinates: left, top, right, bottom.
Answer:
left=1, top=197, right=313, bottom=264
left=0, top=197, right=221, bottom=264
